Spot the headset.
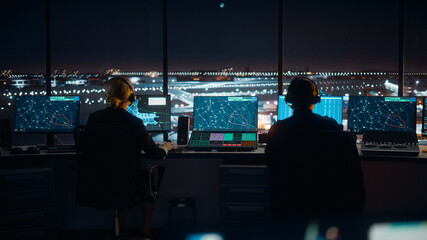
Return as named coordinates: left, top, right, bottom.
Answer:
left=285, top=76, right=320, bottom=105
left=107, top=77, right=136, bottom=103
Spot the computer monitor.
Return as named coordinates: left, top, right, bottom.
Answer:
left=422, top=97, right=427, bottom=136
left=348, top=96, right=417, bottom=133
left=277, top=95, right=343, bottom=124
left=193, top=96, right=258, bottom=132
left=127, top=95, right=171, bottom=132
left=14, top=96, right=80, bottom=133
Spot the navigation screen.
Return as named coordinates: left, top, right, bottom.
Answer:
left=278, top=95, right=343, bottom=124
left=127, top=95, right=171, bottom=132
left=14, top=96, right=80, bottom=133
left=193, top=96, right=258, bottom=131
left=348, top=96, right=416, bottom=133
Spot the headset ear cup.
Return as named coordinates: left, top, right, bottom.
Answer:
left=128, top=93, right=136, bottom=103
left=286, top=77, right=321, bottom=105
left=313, top=95, right=321, bottom=104
left=284, top=93, right=292, bottom=104
left=310, top=79, right=320, bottom=104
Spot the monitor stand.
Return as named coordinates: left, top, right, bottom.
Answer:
left=37, top=134, right=75, bottom=152
left=37, top=144, right=76, bottom=153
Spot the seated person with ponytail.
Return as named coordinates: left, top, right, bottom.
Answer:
left=85, top=77, right=174, bottom=239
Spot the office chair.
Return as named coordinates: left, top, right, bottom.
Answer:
left=74, top=125, right=165, bottom=238
left=74, top=125, right=136, bottom=237
left=268, top=131, right=365, bottom=220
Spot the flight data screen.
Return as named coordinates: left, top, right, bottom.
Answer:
left=127, top=95, right=171, bottom=132
left=193, top=96, right=258, bottom=131
left=278, top=95, right=343, bottom=124
left=188, top=131, right=257, bottom=149
left=14, top=96, right=80, bottom=133
left=348, top=96, right=416, bottom=133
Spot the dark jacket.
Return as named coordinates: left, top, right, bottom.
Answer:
left=86, top=107, right=166, bottom=161
left=76, top=107, right=166, bottom=209
left=265, top=109, right=365, bottom=220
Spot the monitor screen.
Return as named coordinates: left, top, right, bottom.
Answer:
left=193, top=96, right=258, bottom=131
left=422, top=97, right=427, bottom=136
left=14, top=96, right=80, bottom=133
left=127, top=95, right=171, bottom=132
left=348, top=96, right=417, bottom=133
left=277, top=95, right=343, bottom=124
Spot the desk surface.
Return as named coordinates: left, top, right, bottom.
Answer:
left=2, top=145, right=427, bottom=163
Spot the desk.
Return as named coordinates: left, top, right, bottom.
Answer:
left=2, top=144, right=427, bottom=162
left=1, top=146, right=427, bottom=233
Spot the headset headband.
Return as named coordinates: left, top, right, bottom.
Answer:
left=285, top=76, right=320, bottom=105
left=107, top=77, right=136, bottom=103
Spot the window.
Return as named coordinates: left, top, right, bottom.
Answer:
left=51, top=0, right=163, bottom=125
left=168, top=0, right=278, bottom=135
left=0, top=1, right=45, bottom=145
left=405, top=0, right=427, bottom=97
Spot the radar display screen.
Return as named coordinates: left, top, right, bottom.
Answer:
left=14, top=96, right=80, bottom=133
left=193, top=96, right=258, bottom=131
left=422, top=97, right=427, bottom=136
left=348, top=96, right=416, bottom=133
left=278, top=95, right=343, bottom=124
left=127, top=95, right=171, bottom=132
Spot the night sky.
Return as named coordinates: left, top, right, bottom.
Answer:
left=0, top=0, right=426, bottom=73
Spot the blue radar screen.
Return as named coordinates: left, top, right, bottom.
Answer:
left=127, top=95, right=171, bottom=132
left=193, top=96, right=258, bottom=131
left=348, top=96, right=417, bottom=133
left=14, top=96, right=80, bottom=133
left=278, top=95, right=343, bottom=124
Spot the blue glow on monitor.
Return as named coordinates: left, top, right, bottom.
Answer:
left=14, top=96, right=80, bottom=133
left=193, top=96, right=258, bottom=131
left=278, top=95, right=343, bottom=124
left=127, top=95, right=171, bottom=132
left=348, top=96, right=416, bottom=132
left=186, top=233, right=223, bottom=240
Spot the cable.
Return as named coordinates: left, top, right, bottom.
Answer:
left=154, top=117, right=165, bottom=133
left=54, top=134, right=64, bottom=145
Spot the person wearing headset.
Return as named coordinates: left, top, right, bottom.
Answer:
left=86, top=77, right=174, bottom=239
left=277, top=76, right=341, bottom=131
left=265, top=76, right=364, bottom=220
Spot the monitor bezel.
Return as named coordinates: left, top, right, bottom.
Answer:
left=347, top=96, right=417, bottom=134
left=192, top=95, right=259, bottom=132
left=132, top=94, right=172, bottom=133
left=13, top=95, right=81, bottom=134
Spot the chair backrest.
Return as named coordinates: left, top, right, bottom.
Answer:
left=74, top=126, right=138, bottom=210
left=269, top=131, right=364, bottom=219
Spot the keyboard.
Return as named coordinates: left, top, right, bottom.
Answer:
left=361, top=131, right=419, bottom=156
left=45, top=145, right=76, bottom=153
left=187, top=131, right=257, bottom=151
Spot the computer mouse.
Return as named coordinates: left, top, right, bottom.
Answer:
left=26, top=146, right=40, bottom=153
